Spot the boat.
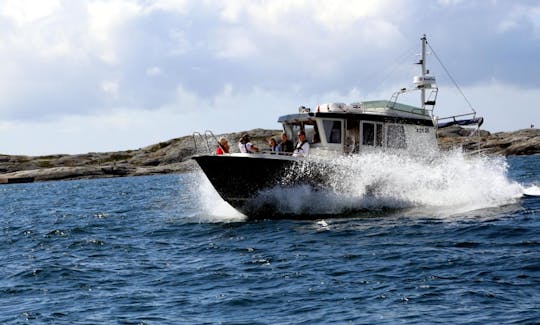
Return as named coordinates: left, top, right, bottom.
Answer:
left=192, top=35, right=483, bottom=219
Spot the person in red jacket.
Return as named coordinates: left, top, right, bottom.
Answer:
left=216, top=137, right=230, bottom=155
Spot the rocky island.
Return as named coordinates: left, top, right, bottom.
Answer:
left=1, top=127, right=538, bottom=184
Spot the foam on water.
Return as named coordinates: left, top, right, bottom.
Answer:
left=194, top=172, right=247, bottom=222
left=523, top=185, right=540, bottom=196
left=334, top=150, right=523, bottom=210
left=193, top=150, right=525, bottom=219
left=251, top=150, right=524, bottom=216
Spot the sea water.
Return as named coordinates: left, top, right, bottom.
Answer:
left=0, top=154, right=539, bottom=323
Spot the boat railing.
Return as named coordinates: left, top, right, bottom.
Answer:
left=437, top=112, right=476, bottom=120
left=259, top=149, right=293, bottom=156
left=387, top=87, right=437, bottom=116
left=436, top=112, right=484, bottom=130
left=436, top=112, right=485, bottom=153
left=192, top=130, right=220, bottom=155
left=386, top=103, right=428, bottom=116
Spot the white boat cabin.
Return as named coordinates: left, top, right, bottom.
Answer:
left=278, top=100, right=438, bottom=156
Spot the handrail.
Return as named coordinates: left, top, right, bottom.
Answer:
left=387, top=88, right=436, bottom=116
left=191, top=132, right=212, bottom=155
left=437, top=112, right=476, bottom=121
left=191, top=130, right=226, bottom=155
left=204, top=130, right=220, bottom=151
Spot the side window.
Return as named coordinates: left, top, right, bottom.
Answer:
left=287, top=122, right=319, bottom=143
left=291, top=124, right=302, bottom=140
left=362, top=122, right=384, bottom=147
left=376, top=123, right=383, bottom=147
left=345, top=120, right=360, bottom=153
left=322, top=120, right=342, bottom=144
left=387, top=124, right=407, bottom=149
left=362, top=122, right=375, bottom=145
left=304, top=124, right=317, bottom=143
left=283, top=124, right=294, bottom=140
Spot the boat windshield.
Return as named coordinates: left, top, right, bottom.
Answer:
left=283, top=120, right=320, bottom=144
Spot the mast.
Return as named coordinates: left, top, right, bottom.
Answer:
left=396, top=34, right=437, bottom=112
left=420, top=34, right=427, bottom=110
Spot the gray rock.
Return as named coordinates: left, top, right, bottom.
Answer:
left=1, top=127, right=537, bottom=184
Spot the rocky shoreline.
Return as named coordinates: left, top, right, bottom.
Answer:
left=1, top=127, right=538, bottom=184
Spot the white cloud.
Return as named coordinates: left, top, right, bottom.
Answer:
left=146, top=66, right=162, bottom=76
left=0, top=0, right=60, bottom=25
left=217, top=0, right=246, bottom=23
left=437, top=0, right=466, bottom=6
left=224, top=0, right=400, bottom=38
left=41, top=39, right=71, bottom=58
left=498, top=4, right=540, bottom=36
left=87, top=0, right=142, bottom=63
left=172, top=84, right=207, bottom=111
left=0, top=1, right=539, bottom=155
left=214, top=29, right=258, bottom=59
left=145, top=0, right=189, bottom=15
left=167, top=29, right=192, bottom=55
left=102, top=80, right=120, bottom=97
left=309, top=0, right=391, bottom=31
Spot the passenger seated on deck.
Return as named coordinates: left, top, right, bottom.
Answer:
left=278, top=132, right=294, bottom=153
left=267, top=137, right=278, bottom=153
left=238, top=134, right=259, bottom=153
left=216, top=137, right=230, bottom=155
left=293, top=130, right=310, bottom=157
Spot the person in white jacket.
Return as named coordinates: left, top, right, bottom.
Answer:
left=292, top=130, right=309, bottom=157
left=238, top=133, right=259, bottom=153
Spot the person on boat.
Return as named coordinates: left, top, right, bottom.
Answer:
left=238, top=134, right=259, bottom=153
left=293, top=130, right=310, bottom=157
left=267, top=137, right=278, bottom=153
left=216, top=137, right=230, bottom=155
left=312, top=128, right=321, bottom=143
left=278, top=132, right=294, bottom=153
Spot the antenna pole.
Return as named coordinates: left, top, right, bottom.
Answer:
left=421, top=34, right=427, bottom=110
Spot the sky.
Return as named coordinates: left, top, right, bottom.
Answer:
left=0, top=0, right=539, bottom=155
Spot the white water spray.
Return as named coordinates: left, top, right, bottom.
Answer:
left=523, top=184, right=540, bottom=197
left=247, top=150, right=524, bottom=217
left=192, top=150, right=527, bottom=219
left=193, top=172, right=247, bottom=222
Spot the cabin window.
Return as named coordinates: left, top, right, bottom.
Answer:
left=322, top=120, right=342, bottom=144
left=362, top=122, right=383, bottom=147
left=304, top=123, right=320, bottom=143
left=288, top=121, right=319, bottom=143
left=345, top=120, right=360, bottom=153
left=387, top=124, right=407, bottom=149
left=283, top=124, right=294, bottom=140
left=362, top=123, right=374, bottom=145
left=376, top=124, right=383, bottom=146
left=290, top=124, right=302, bottom=141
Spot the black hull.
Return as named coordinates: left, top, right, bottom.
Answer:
left=192, top=155, right=327, bottom=219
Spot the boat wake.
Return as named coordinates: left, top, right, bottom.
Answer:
left=195, top=174, right=248, bottom=222
left=523, top=185, right=540, bottom=197
left=243, top=150, right=524, bottom=218
left=193, top=150, right=528, bottom=220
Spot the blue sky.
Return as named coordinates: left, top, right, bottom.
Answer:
left=0, top=0, right=539, bottom=155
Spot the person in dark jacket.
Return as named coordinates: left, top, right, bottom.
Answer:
left=278, top=132, right=294, bottom=153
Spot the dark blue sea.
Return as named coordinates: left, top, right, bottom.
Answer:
left=1, top=155, right=539, bottom=324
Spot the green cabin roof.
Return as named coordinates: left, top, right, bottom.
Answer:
left=361, top=100, right=430, bottom=117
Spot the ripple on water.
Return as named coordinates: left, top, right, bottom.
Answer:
left=0, top=159, right=539, bottom=323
